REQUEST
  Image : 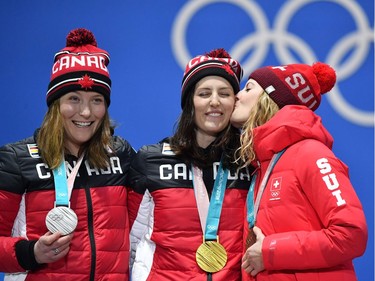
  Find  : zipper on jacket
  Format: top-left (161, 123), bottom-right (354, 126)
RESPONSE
top-left (85, 185), bottom-right (96, 281)
top-left (207, 273), bottom-right (212, 281)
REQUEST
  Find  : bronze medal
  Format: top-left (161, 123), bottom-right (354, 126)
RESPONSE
top-left (196, 240), bottom-right (227, 273)
top-left (246, 227), bottom-right (257, 249)
top-left (45, 206), bottom-right (78, 235)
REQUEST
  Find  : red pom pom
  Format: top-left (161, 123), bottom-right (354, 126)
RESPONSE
top-left (312, 62), bottom-right (336, 94)
top-left (205, 48), bottom-right (231, 59)
top-left (66, 28), bottom-right (97, 47)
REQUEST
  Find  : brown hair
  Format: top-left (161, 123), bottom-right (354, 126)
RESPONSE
top-left (170, 88), bottom-right (241, 171)
top-left (37, 100), bottom-right (114, 170)
top-left (236, 92), bottom-right (279, 167)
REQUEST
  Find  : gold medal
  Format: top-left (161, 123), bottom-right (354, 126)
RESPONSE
top-left (196, 240), bottom-right (227, 273)
top-left (246, 227), bottom-right (257, 249)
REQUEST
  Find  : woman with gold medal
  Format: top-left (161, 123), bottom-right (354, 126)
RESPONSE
top-left (127, 48), bottom-right (253, 280)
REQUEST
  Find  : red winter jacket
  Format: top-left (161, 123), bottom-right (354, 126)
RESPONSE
top-left (242, 105), bottom-right (368, 281)
top-left (127, 140), bottom-right (252, 281)
top-left (0, 132), bottom-right (135, 280)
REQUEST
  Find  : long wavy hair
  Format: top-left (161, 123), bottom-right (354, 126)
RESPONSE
top-left (236, 92), bottom-right (279, 167)
top-left (37, 100), bottom-right (114, 170)
top-left (169, 88), bottom-right (241, 171)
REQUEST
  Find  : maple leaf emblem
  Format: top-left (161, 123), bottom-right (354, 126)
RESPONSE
top-left (78, 74), bottom-right (94, 89)
top-left (223, 64), bottom-right (234, 76)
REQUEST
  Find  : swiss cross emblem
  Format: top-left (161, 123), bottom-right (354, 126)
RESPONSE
top-left (78, 74), bottom-right (95, 89)
top-left (270, 177), bottom-right (282, 199)
top-left (270, 177), bottom-right (282, 191)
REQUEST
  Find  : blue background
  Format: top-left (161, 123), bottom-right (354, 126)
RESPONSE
top-left (0, 1), bottom-right (373, 280)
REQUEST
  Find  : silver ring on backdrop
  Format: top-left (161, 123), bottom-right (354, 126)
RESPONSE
top-left (172, 0), bottom-right (374, 126)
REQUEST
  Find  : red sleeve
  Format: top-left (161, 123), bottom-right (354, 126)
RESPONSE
top-left (262, 143), bottom-right (367, 270)
top-left (0, 190), bottom-right (26, 272)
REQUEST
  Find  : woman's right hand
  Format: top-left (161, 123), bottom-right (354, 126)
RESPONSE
top-left (34, 231), bottom-right (74, 264)
top-left (242, 226), bottom-right (265, 276)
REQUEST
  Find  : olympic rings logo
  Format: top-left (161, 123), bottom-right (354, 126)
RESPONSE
top-left (171, 0), bottom-right (374, 126)
top-left (271, 191), bottom-right (280, 197)
top-left (48, 213), bottom-right (64, 222)
top-left (207, 225), bottom-right (218, 231)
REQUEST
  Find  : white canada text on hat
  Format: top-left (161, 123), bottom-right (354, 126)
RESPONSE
top-left (53, 54), bottom-right (109, 74)
top-left (187, 55), bottom-right (240, 74)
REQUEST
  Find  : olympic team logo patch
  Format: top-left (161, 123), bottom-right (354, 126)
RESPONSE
top-left (269, 177), bottom-right (282, 201)
top-left (27, 144), bottom-right (40, 158)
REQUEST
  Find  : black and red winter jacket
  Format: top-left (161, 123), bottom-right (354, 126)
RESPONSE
top-left (0, 132), bottom-right (135, 280)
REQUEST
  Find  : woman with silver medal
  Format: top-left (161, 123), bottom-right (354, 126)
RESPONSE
top-left (0, 28), bottom-right (135, 280)
top-left (127, 49), bottom-right (253, 280)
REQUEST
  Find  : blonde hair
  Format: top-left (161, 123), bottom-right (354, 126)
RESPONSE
top-left (37, 100), bottom-right (114, 170)
top-left (235, 92), bottom-right (279, 167)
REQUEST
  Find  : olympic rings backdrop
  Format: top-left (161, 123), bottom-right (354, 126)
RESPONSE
top-left (0, 1), bottom-right (373, 280)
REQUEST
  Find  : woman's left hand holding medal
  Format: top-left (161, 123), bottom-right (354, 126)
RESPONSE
top-left (34, 231), bottom-right (74, 264)
top-left (242, 226), bottom-right (265, 276)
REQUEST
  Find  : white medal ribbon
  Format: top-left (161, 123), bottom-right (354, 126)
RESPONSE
top-left (46, 153), bottom-right (85, 235)
top-left (192, 165), bottom-right (209, 234)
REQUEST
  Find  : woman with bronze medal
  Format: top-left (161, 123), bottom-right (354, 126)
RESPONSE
top-left (127, 49), bottom-right (253, 280)
top-left (230, 62), bottom-right (368, 280)
top-left (0, 28), bottom-right (135, 280)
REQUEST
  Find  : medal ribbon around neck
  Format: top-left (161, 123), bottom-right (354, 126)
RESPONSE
top-left (247, 149), bottom-right (286, 228)
top-left (246, 149), bottom-right (285, 248)
top-left (46, 153), bottom-right (84, 235)
top-left (192, 158), bottom-right (229, 273)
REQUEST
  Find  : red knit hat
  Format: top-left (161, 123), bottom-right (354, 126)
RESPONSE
top-left (181, 48), bottom-right (243, 109)
top-left (249, 62), bottom-right (336, 111)
top-left (46, 28), bottom-right (111, 106)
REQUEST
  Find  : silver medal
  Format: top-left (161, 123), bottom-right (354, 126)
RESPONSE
top-left (45, 206), bottom-right (78, 235)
